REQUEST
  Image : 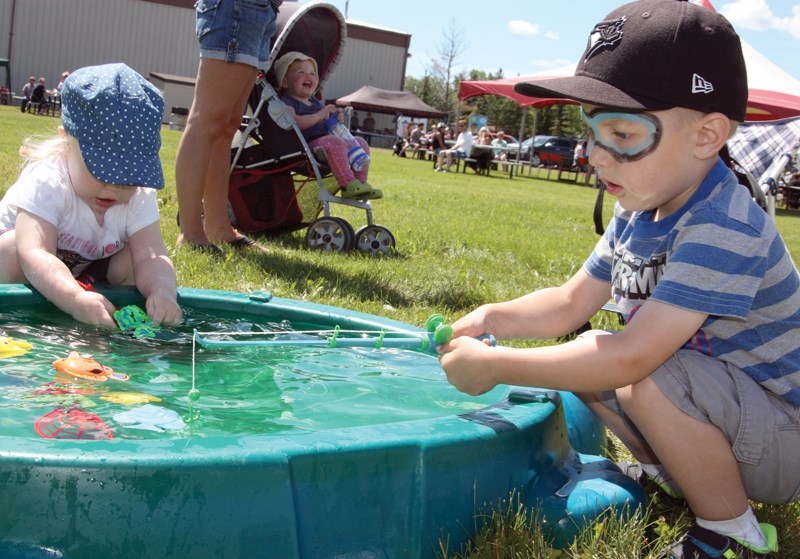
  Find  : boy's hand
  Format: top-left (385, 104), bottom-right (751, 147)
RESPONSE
top-left (449, 306), bottom-right (493, 341)
top-left (145, 288), bottom-right (182, 326)
top-left (70, 291), bottom-right (118, 329)
top-left (439, 335), bottom-right (497, 396)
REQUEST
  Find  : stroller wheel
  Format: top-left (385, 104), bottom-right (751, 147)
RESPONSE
top-left (354, 225), bottom-right (395, 256)
top-left (305, 217), bottom-right (354, 251)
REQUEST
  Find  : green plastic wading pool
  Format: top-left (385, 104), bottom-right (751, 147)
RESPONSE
top-left (0, 285), bottom-right (645, 558)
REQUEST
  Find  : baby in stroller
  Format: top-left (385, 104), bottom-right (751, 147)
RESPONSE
top-left (274, 51), bottom-right (382, 200)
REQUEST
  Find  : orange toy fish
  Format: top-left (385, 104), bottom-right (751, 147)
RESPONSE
top-left (53, 352), bottom-right (129, 382)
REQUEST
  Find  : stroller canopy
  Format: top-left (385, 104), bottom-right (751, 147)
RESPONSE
top-left (267, 2), bottom-right (346, 94)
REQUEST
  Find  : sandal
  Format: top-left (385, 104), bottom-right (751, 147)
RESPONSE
top-left (182, 241), bottom-right (224, 258)
top-left (341, 179), bottom-right (373, 198)
top-left (227, 235), bottom-right (267, 253)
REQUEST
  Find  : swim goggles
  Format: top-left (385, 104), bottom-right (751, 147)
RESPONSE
top-left (580, 108), bottom-right (663, 163)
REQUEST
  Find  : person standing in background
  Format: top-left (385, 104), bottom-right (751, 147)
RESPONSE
top-left (19, 76), bottom-right (35, 113)
top-left (175, 0), bottom-right (282, 255)
top-left (362, 111), bottom-right (375, 145)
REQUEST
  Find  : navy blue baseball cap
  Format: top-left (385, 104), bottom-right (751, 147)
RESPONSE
top-left (61, 63), bottom-right (165, 189)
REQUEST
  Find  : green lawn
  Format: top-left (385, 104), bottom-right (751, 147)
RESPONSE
top-left (2, 105), bottom-right (799, 557)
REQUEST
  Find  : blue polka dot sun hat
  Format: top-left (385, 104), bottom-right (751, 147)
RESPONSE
top-left (61, 63), bottom-right (165, 189)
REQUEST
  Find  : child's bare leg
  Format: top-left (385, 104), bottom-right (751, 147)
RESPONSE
top-left (0, 231), bottom-right (26, 283)
top-left (620, 377), bottom-right (749, 520)
top-left (578, 391), bottom-right (660, 464)
top-left (106, 245), bottom-right (135, 286)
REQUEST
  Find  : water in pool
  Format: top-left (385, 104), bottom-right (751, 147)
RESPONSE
top-left (0, 307), bottom-right (507, 440)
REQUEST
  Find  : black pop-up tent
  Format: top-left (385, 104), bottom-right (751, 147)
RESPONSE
top-left (336, 85), bottom-right (446, 119)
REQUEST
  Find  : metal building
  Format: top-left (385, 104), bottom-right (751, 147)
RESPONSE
top-left (0, 0), bottom-right (410, 130)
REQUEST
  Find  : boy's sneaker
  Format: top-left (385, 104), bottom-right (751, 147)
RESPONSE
top-left (616, 460), bottom-right (684, 499)
top-left (669, 523), bottom-right (778, 558)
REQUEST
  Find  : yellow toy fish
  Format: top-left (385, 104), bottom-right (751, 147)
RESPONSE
top-left (101, 392), bottom-right (161, 405)
top-left (0, 337), bottom-right (33, 358)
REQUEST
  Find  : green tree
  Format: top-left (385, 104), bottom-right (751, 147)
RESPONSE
top-left (405, 74), bottom-right (445, 114)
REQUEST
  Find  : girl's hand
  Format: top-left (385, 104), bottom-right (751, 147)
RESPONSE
top-left (70, 291), bottom-right (118, 328)
top-left (324, 104), bottom-right (337, 119)
top-left (145, 288), bottom-right (183, 326)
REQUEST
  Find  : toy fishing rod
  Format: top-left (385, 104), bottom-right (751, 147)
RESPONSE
top-left (193, 314), bottom-right (496, 355)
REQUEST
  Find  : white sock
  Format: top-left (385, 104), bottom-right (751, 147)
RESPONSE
top-left (639, 462), bottom-right (682, 495)
top-left (697, 507), bottom-right (767, 550)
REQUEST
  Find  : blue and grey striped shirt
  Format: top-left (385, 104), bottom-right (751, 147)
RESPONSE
top-left (585, 158), bottom-right (800, 405)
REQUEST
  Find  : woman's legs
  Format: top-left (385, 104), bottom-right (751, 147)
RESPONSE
top-left (175, 58), bottom-right (258, 247)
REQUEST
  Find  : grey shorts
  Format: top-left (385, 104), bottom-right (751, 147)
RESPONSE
top-left (196, 0), bottom-right (278, 68)
top-left (601, 349), bottom-right (800, 504)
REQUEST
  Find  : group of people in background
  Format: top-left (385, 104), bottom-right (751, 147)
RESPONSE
top-left (391, 120), bottom-right (511, 175)
top-left (18, 72), bottom-right (69, 114)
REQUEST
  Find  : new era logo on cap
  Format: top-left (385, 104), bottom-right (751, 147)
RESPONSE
top-left (692, 74), bottom-right (714, 95)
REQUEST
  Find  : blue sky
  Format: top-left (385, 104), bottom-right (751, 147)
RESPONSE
top-left (304, 0), bottom-right (800, 83)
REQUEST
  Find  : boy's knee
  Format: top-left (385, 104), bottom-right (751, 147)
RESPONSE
top-left (617, 377), bottom-right (662, 416)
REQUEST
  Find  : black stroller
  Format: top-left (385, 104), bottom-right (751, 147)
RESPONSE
top-left (228, 2), bottom-right (395, 254)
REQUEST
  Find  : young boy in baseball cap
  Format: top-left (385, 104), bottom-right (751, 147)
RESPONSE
top-left (0, 63), bottom-right (182, 328)
top-left (438, 1), bottom-right (798, 557)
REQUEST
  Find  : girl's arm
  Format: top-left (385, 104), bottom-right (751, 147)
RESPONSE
top-left (126, 221), bottom-right (182, 326)
top-left (14, 210), bottom-right (117, 327)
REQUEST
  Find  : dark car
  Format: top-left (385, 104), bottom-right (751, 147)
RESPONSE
top-left (529, 136), bottom-right (576, 166)
top-left (508, 135), bottom-right (576, 165)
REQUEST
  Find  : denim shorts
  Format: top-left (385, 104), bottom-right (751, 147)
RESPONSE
top-left (195, 0), bottom-right (278, 68)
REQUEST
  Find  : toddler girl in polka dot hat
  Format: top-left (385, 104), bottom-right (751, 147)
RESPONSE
top-left (0, 63), bottom-right (182, 329)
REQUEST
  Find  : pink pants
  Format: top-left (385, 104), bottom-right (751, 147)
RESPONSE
top-left (310, 135), bottom-right (370, 186)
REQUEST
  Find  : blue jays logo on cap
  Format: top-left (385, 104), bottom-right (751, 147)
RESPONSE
top-left (61, 63), bottom-right (165, 189)
top-left (584, 17), bottom-right (626, 62)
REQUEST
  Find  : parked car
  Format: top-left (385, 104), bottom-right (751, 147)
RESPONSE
top-left (485, 132), bottom-right (518, 147)
top-left (508, 135), bottom-right (577, 165)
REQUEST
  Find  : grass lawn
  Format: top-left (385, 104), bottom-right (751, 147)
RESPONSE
top-left (2, 105), bottom-right (799, 557)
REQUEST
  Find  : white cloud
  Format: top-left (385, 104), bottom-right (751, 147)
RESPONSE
top-left (507, 19), bottom-right (560, 41)
top-left (508, 20), bottom-right (541, 35)
top-left (531, 58), bottom-right (574, 69)
top-left (719, 0), bottom-right (800, 39)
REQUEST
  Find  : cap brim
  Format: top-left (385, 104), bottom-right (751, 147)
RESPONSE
top-left (81, 143), bottom-right (165, 189)
top-left (514, 75), bottom-right (672, 112)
